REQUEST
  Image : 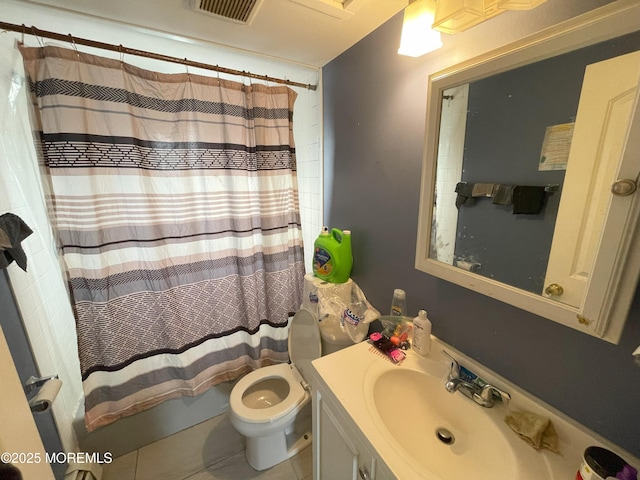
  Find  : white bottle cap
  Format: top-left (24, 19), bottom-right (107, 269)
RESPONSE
top-left (393, 289), bottom-right (406, 299)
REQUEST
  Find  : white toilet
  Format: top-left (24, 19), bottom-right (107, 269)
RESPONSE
top-left (318, 314), bottom-right (355, 354)
top-left (229, 308), bottom-right (322, 471)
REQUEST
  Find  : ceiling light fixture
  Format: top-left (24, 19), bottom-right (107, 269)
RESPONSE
top-left (398, 0), bottom-right (443, 57)
top-left (433, 0), bottom-right (492, 33)
top-left (432, 0), bottom-right (548, 33)
top-left (497, 0), bottom-right (548, 9)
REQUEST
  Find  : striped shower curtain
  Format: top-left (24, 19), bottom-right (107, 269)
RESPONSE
top-left (19, 45), bottom-right (305, 431)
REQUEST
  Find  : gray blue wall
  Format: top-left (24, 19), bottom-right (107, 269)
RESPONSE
top-left (323, 0), bottom-right (640, 458)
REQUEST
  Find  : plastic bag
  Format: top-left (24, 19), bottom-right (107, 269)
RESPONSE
top-left (317, 280), bottom-right (380, 343)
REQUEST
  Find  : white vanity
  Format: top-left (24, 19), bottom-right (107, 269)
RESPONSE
top-left (310, 338), bottom-right (639, 480)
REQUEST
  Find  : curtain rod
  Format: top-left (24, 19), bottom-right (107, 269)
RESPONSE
top-left (0, 21), bottom-right (318, 91)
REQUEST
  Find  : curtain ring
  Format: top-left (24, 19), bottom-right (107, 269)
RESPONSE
top-left (21, 24), bottom-right (26, 45)
top-left (118, 44), bottom-right (125, 65)
top-left (184, 58), bottom-right (190, 79)
top-left (242, 70), bottom-right (252, 89)
top-left (68, 33), bottom-right (79, 56)
top-left (31, 26), bottom-right (44, 47)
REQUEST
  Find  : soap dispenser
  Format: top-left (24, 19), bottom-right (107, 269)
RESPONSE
top-left (412, 310), bottom-right (431, 356)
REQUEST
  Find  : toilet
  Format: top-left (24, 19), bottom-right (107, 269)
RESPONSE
top-left (229, 308), bottom-right (322, 471)
top-left (318, 314), bottom-right (355, 354)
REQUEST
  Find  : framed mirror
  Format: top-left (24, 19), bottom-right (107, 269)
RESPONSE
top-left (415, 1), bottom-right (640, 343)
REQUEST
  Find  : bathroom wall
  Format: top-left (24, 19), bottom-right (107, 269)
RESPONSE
top-left (1, 0), bottom-right (322, 456)
top-left (323, 0), bottom-right (640, 458)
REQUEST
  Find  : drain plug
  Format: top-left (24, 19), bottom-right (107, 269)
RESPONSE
top-left (436, 427), bottom-right (455, 445)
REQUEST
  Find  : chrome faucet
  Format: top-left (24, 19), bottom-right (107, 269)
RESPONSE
top-left (473, 384), bottom-right (511, 408)
top-left (445, 377), bottom-right (478, 395)
top-left (443, 350), bottom-right (461, 379)
top-left (442, 350), bottom-right (510, 408)
top-left (443, 350), bottom-right (478, 397)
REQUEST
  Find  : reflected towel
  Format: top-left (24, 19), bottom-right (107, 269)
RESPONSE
top-left (455, 182), bottom-right (475, 208)
top-left (471, 183), bottom-right (497, 197)
top-left (492, 184), bottom-right (515, 205)
top-left (505, 411), bottom-right (559, 453)
top-left (512, 186), bottom-right (546, 214)
top-left (0, 213), bottom-right (33, 271)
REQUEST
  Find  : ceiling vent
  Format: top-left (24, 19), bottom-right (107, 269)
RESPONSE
top-left (190, 0), bottom-right (263, 25)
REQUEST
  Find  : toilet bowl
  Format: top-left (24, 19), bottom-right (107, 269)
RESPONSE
top-left (229, 308), bottom-right (322, 471)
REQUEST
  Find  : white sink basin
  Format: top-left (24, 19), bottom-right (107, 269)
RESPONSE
top-left (360, 349), bottom-right (559, 479)
top-left (371, 368), bottom-right (519, 479)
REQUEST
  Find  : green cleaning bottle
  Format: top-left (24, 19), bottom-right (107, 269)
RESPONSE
top-left (312, 227), bottom-right (353, 283)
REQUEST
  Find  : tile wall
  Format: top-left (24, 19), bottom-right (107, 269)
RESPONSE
top-left (433, 84), bottom-right (468, 265)
top-left (294, 73), bottom-right (324, 272)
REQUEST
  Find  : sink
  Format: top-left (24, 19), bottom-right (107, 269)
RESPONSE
top-left (361, 352), bottom-right (560, 480)
top-left (370, 368), bottom-right (519, 478)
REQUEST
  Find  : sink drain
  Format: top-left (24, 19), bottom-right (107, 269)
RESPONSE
top-left (436, 427), bottom-right (455, 445)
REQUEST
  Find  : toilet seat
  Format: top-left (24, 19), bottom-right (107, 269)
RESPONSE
top-left (230, 308), bottom-right (322, 424)
top-left (230, 363), bottom-right (306, 423)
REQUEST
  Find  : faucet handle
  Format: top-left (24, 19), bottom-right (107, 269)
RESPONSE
top-left (441, 350), bottom-right (460, 380)
top-left (475, 384), bottom-right (511, 408)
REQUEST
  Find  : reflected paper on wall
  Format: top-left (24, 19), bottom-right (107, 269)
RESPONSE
top-left (538, 122), bottom-right (575, 171)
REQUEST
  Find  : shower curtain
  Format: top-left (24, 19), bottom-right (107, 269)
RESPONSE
top-left (19, 45), bottom-right (305, 431)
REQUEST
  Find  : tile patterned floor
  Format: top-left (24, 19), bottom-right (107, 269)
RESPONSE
top-left (101, 413), bottom-right (312, 480)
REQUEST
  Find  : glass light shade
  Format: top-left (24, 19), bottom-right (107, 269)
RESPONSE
top-left (433, 0), bottom-right (486, 34)
top-left (483, 0), bottom-right (506, 16)
top-left (497, 0), bottom-right (548, 10)
top-left (398, 0), bottom-right (443, 57)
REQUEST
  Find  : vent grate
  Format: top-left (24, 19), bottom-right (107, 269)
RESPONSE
top-left (192, 0), bottom-right (260, 23)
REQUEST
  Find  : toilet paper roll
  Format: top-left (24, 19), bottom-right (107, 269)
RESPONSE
top-left (301, 273), bottom-right (353, 316)
top-left (28, 378), bottom-right (62, 413)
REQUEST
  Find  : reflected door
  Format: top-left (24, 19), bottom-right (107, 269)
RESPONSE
top-left (544, 50), bottom-right (640, 309)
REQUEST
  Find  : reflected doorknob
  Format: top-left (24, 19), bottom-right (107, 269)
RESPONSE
top-left (358, 466), bottom-right (370, 479)
top-left (545, 283), bottom-right (564, 297)
top-left (611, 179), bottom-right (637, 196)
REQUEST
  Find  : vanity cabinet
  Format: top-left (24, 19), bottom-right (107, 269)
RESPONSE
top-left (312, 380), bottom-right (395, 480)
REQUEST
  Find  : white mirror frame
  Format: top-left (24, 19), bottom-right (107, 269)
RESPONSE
top-left (415, 0), bottom-right (640, 344)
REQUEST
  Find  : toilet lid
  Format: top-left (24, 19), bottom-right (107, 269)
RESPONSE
top-left (288, 308), bottom-right (322, 381)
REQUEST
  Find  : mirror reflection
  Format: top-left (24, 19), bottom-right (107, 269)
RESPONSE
top-left (429, 30), bottom-right (640, 300)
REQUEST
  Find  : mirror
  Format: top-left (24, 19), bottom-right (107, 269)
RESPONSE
top-left (416, 2), bottom-right (640, 343)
